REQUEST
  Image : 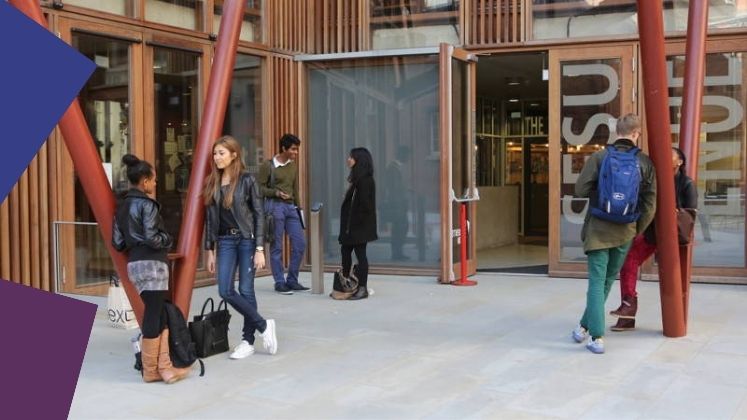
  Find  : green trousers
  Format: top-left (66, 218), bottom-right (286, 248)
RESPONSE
top-left (580, 241), bottom-right (632, 338)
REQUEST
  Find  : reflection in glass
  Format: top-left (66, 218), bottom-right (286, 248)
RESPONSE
top-left (558, 58), bottom-right (622, 262)
top-left (146, 0), bottom-right (205, 31)
top-left (214, 0), bottom-right (263, 43)
top-left (222, 54), bottom-right (263, 175)
top-left (72, 32), bottom-right (131, 285)
top-left (532, 1), bottom-right (747, 41)
top-left (370, 0), bottom-right (459, 49)
top-left (308, 56), bottom-right (441, 268)
top-left (668, 52), bottom-right (746, 268)
top-left (153, 47), bottom-right (200, 249)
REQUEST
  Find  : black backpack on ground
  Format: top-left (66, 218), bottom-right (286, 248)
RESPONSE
top-left (164, 301), bottom-right (205, 375)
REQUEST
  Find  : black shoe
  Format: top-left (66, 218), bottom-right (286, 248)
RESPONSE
top-left (288, 282), bottom-right (310, 291)
top-left (274, 283), bottom-right (294, 295)
top-left (348, 286), bottom-right (369, 300)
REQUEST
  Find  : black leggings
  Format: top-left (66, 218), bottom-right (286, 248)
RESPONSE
top-left (140, 290), bottom-right (168, 339)
top-left (341, 243), bottom-right (368, 287)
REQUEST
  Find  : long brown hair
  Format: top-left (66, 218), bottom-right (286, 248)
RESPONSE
top-left (203, 136), bottom-right (246, 208)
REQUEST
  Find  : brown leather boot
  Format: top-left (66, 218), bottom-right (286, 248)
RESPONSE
top-left (157, 328), bottom-right (191, 384)
top-left (140, 337), bottom-right (162, 383)
top-left (611, 317), bottom-right (636, 331)
top-left (609, 296), bottom-right (637, 319)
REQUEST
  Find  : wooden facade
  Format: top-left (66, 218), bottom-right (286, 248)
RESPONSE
top-left (2, 0), bottom-right (747, 292)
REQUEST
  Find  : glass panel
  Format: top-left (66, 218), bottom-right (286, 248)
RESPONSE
top-left (451, 58), bottom-right (472, 263)
top-left (308, 56), bottom-right (440, 267)
top-left (153, 47), bottom-right (200, 248)
top-left (72, 32), bottom-right (131, 222)
top-left (532, 1), bottom-right (747, 41)
top-left (145, 0), bottom-right (205, 31)
top-left (558, 58), bottom-right (622, 262)
top-left (63, 0), bottom-right (132, 17)
top-left (222, 54), bottom-right (263, 175)
top-left (214, 0), bottom-right (263, 43)
top-left (668, 52), bottom-right (746, 268)
top-left (54, 223), bottom-right (114, 295)
top-left (370, 0), bottom-right (460, 49)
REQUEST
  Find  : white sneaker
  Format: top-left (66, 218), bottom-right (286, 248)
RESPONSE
top-left (261, 319), bottom-right (278, 355)
top-left (572, 325), bottom-right (588, 343)
top-left (229, 340), bottom-right (255, 359)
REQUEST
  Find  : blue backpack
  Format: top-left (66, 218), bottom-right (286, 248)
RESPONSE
top-left (590, 145), bottom-right (642, 224)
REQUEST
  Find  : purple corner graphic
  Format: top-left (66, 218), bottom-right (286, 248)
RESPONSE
top-left (0, 2), bottom-right (97, 419)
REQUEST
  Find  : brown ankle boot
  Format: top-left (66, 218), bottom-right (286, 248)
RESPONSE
top-left (140, 337), bottom-right (162, 383)
top-left (611, 317), bottom-right (636, 331)
top-left (157, 328), bottom-right (191, 384)
top-left (609, 296), bottom-right (637, 319)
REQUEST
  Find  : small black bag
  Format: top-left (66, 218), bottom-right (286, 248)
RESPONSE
top-left (189, 297), bottom-right (231, 358)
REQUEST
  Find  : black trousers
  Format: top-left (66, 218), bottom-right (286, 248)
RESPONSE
top-left (341, 243), bottom-right (368, 287)
top-left (140, 290), bottom-right (168, 339)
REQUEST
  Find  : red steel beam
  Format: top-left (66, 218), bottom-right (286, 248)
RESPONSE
top-left (9, 0), bottom-right (144, 323)
top-left (171, 0), bottom-right (246, 317)
top-left (636, 0), bottom-right (686, 337)
top-left (678, 1), bottom-right (708, 324)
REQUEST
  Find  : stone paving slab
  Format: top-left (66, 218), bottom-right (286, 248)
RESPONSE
top-left (68, 273), bottom-right (747, 419)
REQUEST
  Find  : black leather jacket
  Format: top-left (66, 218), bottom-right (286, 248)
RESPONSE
top-left (204, 171), bottom-right (265, 250)
top-left (112, 189), bottom-right (173, 263)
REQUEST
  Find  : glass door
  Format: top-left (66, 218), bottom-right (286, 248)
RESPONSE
top-left (548, 45), bottom-right (636, 277)
top-left (57, 18), bottom-right (143, 295)
top-left (439, 44), bottom-right (477, 283)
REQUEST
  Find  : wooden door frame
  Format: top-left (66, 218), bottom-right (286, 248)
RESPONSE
top-left (548, 44), bottom-right (636, 278)
top-left (639, 38), bottom-right (747, 282)
top-left (56, 17), bottom-right (145, 295)
top-left (439, 43), bottom-right (479, 283)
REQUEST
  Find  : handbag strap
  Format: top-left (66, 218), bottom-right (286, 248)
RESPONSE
top-left (217, 299), bottom-right (229, 312)
top-left (200, 297), bottom-right (215, 317)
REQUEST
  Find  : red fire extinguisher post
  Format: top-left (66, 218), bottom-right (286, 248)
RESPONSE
top-left (452, 197), bottom-right (479, 286)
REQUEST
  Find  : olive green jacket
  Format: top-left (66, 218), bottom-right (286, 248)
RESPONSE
top-left (575, 139), bottom-right (657, 253)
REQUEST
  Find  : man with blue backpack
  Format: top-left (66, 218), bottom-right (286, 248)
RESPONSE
top-left (571, 113), bottom-right (657, 354)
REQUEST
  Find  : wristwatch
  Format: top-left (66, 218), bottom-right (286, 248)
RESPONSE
top-left (256, 246), bottom-right (265, 252)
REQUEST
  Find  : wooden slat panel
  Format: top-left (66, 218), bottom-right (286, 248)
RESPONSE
top-left (39, 144), bottom-right (51, 292)
top-left (30, 157), bottom-right (40, 290)
top-left (19, 170), bottom-right (30, 286)
top-left (9, 185), bottom-right (20, 283)
top-left (0, 197), bottom-right (9, 279)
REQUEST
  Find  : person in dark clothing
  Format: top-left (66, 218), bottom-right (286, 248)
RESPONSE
top-left (203, 136), bottom-right (277, 359)
top-left (112, 154), bottom-right (190, 384)
top-left (383, 145), bottom-right (411, 260)
top-left (339, 147), bottom-right (378, 300)
top-left (610, 146), bottom-right (698, 331)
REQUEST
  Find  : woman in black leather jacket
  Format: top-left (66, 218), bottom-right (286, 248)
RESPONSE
top-left (338, 147), bottom-right (378, 300)
top-left (203, 136), bottom-right (277, 359)
top-left (112, 154), bottom-right (189, 384)
top-left (611, 147), bottom-right (698, 330)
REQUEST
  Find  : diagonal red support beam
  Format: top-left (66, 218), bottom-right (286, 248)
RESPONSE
top-left (9, 0), bottom-right (144, 323)
top-left (678, 1), bottom-right (708, 325)
top-left (171, 0), bottom-right (247, 317)
top-left (636, 0), bottom-right (686, 337)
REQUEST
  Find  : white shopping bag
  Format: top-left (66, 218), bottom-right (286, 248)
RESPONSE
top-left (107, 276), bottom-right (138, 329)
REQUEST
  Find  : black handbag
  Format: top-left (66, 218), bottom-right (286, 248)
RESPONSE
top-left (189, 297), bottom-right (231, 358)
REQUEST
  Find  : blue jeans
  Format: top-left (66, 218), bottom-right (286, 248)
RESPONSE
top-left (266, 200), bottom-right (306, 286)
top-left (216, 235), bottom-right (266, 344)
